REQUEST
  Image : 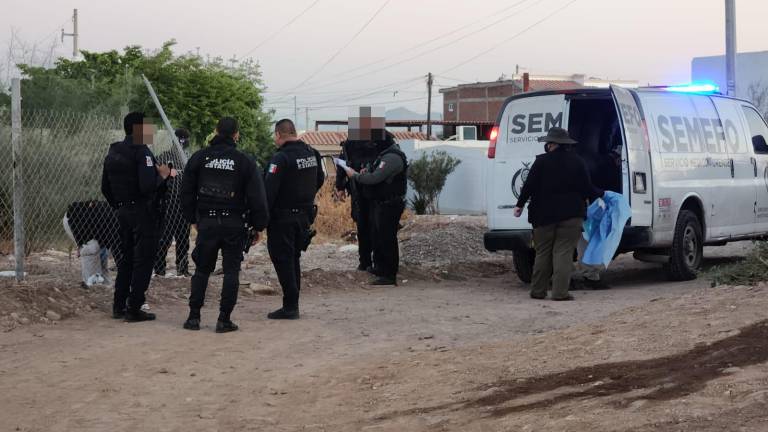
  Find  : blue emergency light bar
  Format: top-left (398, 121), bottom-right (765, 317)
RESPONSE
top-left (661, 82), bottom-right (720, 94)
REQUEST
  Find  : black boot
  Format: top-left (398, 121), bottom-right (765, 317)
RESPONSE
top-left (366, 266), bottom-right (381, 276)
top-left (370, 276), bottom-right (396, 286)
top-left (183, 308), bottom-right (201, 330)
top-left (215, 320), bottom-right (239, 333)
top-left (124, 309), bottom-right (156, 322)
top-left (112, 308), bottom-right (126, 319)
top-left (267, 308), bottom-right (300, 320)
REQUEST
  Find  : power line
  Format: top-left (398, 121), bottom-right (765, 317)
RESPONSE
top-left (267, 74), bottom-right (423, 106)
top-left (441, 0), bottom-right (581, 74)
top-left (277, 0), bottom-right (548, 94)
top-left (279, 0), bottom-right (533, 94)
top-left (282, 0), bottom-right (392, 93)
top-left (309, 95), bottom-right (429, 110)
top-left (302, 75), bottom-right (426, 107)
top-left (240, 0), bottom-right (322, 58)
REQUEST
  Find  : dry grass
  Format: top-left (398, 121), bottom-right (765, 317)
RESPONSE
top-left (314, 179), bottom-right (355, 241)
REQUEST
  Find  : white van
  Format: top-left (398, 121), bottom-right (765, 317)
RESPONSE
top-left (484, 85), bottom-right (768, 282)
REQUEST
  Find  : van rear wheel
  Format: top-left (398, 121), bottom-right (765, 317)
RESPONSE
top-left (513, 248), bottom-right (535, 284)
top-left (666, 210), bottom-right (703, 281)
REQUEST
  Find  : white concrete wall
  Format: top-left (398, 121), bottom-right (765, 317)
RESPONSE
top-left (399, 140), bottom-right (490, 215)
top-left (692, 51), bottom-right (768, 101)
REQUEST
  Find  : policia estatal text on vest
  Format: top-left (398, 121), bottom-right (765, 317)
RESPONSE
top-left (264, 119), bottom-right (325, 320)
top-left (180, 117), bottom-right (270, 333)
top-left (101, 112), bottom-right (174, 322)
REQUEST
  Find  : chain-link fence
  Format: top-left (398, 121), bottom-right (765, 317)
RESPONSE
top-left (1, 80), bottom-right (191, 281)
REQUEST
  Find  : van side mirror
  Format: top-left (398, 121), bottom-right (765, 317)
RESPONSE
top-left (752, 135), bottom-right (768, 154)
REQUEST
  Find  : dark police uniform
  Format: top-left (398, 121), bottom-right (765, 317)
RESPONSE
top-left (352, 142), bottom-right (407, 283)
top-left (154, 148), bottom-right (190, 276)
top-left (265, 140), bottom-right (325, 316)
top-left (101, 136), bottom-right (168, 318)
top-left (335, 139), bottom-right (379, 270)
top-left (181, 135), bottom-right (269, 326)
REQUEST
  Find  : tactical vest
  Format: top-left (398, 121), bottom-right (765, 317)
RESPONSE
top-left (370, 146), bottom-right (408, 200)
top-left (271, 141), bottom-right (320, 209)
top-left (104, 141), bottom-right (142, 203)
top-left (342, 140), bottom-right (378, 171)
top-left (196, 145), bottom-right (245, 213)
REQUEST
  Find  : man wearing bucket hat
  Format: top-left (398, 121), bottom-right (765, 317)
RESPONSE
top-left (513, 127), bottom-right (604, 301)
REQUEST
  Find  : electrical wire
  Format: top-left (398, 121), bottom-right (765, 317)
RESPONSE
top-left (277, 0), bottom-right (548, 94)
top-left (267, 74), bottom-right (423, 106)
top-left (285, 0), bottom-right (392, 93)
top-left (240, 0), bottom-right (322, 58)
top-left (279, 0), bottom-right (534, 94)
top-left (441, 0), bottom-right (581, 74)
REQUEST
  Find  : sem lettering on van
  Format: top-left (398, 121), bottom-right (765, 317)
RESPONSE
top-left (618, 102), bottom-right (642, 127)
top-left (510, 112), bottom-right (563, 134)
top-left (656, 115), bottom-right (741, 154)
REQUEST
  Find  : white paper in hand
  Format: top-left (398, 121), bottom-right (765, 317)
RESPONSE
top-left (333, 158), bottom-right (348, 169)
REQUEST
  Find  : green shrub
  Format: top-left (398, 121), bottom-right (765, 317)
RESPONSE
top-left (407, 150), bottom-right (461, 215)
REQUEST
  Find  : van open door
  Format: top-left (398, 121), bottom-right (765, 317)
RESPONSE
top-left (610, 85), bottom-right (653, 226)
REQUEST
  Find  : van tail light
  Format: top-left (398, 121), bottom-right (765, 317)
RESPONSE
top-left (488, 126), bottom-right (499, 159)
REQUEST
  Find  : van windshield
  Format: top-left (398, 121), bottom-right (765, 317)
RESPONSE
top-left (567, 96), bottom-right (624, 193)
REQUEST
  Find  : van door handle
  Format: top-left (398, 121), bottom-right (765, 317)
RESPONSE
top-left (752, 157), bottom-right (758, 177)
top-left (730, 158), bottom-right (735, 178)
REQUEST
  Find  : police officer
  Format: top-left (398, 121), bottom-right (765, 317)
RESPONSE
top-left (343, 132), bottom-right (407, 285)
top-left (154, 128), bottom-right (192, 277)
top-left (265, 119), bottom-right (324, 320)
top-left (334, 138), bottom-right (379, 271)
top-left (101, 112), bottom-right (172, 321)
top-left (180, 117), bottom-right (269, 333)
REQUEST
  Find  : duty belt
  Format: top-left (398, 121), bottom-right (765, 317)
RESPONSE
top-left (272, 207), bottom-right (312, 218)
top-left (200, 209), bottom-right (243, 218)
top-left (116, 200), bottom-right (145, 208)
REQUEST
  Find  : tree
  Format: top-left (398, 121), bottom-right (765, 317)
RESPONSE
top-left (15, 41), bottom-right (275, 164)
top-left (407, 150), bottom-right (461, 215)
top-left (748, 81), bottom-right (768, 120)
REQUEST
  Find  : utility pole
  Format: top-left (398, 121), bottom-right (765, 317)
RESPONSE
top-left (305, 107), bottom-right (310, 131)
top-left (725, 0), bottom-right (737, 96)
top-left (11, 78), bottom-right (24, 282)
top-left (61, 8), bottom-right (79, 59)
top-left (426, 72), bottom-right (433, 138)
top-left (294, 96), bottom-right (298, 125)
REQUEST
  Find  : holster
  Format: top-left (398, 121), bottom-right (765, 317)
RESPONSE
top-left (243, 228), bottom-right (257, 253)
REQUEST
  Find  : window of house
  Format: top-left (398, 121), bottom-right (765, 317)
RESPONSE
top-left (742, 106), bottom-right (768, 154)
top-left (448, 103), bottom-right (454, 112)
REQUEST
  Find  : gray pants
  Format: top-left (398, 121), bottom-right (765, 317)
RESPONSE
top-left (573, 237), bottom-right (604, 281)
top-left (531, 218), bottom-right (582, 299)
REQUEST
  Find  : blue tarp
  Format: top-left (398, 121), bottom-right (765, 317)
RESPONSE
top-left (582, 191), bottom-right (631, 268)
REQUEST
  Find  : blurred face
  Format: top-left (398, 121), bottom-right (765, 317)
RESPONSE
top-left (132, 123), bottom-right (156, 145)
top-left (349, 106), bottom-right (386, 141)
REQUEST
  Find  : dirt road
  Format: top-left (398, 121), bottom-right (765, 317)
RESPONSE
top-left (2, 241), bottom-right (766, 431)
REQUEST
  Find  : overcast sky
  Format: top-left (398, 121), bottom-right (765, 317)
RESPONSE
top-left (3, 0), bottom-right (768, 123)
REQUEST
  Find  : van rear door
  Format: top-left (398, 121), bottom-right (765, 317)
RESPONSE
top-left (488, 94), bottom-right (566, 230)
top-left (610, 85), bottom-right (652, 226)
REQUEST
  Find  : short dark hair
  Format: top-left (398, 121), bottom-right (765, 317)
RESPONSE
top-left (216, 117), bottom-right (239, 138)
top-left (175, 128), bottom-right (190, 139)
top-left (275, 118), bottom-right (296, 136)
top-left (123, 112), bottom-right (145, 135)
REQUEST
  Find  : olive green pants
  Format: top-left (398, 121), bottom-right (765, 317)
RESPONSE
top-left (531, 218), bottom-right (583, 299)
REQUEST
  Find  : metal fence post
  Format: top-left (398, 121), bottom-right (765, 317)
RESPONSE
top-left (141, 74), bottom-right (187, 165)
top-left (11, 78), bottom-right (25, 282)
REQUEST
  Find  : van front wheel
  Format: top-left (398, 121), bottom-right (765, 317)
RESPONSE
top-left (513, 248), bottom-right (535, 284)
top-left (666, 210), bottom-right (703, 281)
